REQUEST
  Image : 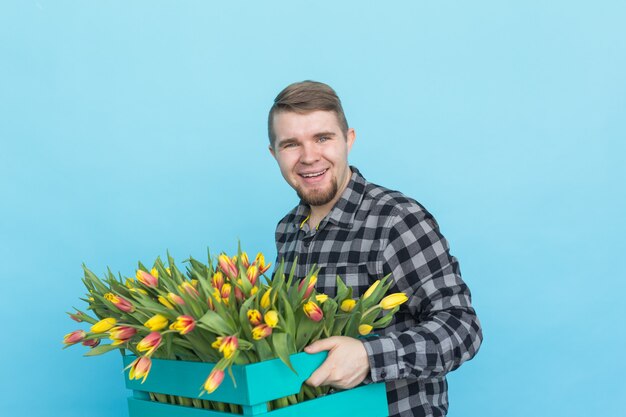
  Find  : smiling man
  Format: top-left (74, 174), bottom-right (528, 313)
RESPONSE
top-left (268, 81), bottom-right (482, 417)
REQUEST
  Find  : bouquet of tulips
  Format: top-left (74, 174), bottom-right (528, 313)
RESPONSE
top-left (63, 246), bottom-right (407, 412)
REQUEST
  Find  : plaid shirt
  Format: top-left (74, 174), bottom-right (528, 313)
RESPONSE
top-left (274, 167), bottom-right (482, 417)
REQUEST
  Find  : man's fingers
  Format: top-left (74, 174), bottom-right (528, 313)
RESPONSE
top-left (304, 337), bottom-right (338, 354)
top-left (306, 361), bottom-right (332, 387)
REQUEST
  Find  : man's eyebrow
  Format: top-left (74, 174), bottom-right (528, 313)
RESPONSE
top-left (276, 137), bottom-right (297, 147)
top-left (313, 131), bottom-right (337, 138)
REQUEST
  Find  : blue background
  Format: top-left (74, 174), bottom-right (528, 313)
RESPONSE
top-left (1, 1), bottom-right (624, 416)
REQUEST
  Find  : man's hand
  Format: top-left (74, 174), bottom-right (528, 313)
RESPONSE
top-left (304, 336), bottom-right (370, 389)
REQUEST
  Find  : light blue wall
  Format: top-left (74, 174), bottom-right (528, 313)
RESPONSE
top-left (1, 2), bottom-right (624, 416)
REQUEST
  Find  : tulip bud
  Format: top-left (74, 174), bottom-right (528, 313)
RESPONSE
top-left (298, 275), bottom-right (317, 299)
top-left (315, 294), bottom-right (329, 304)
top-left (379, 293), bottom-right (408, 310)
top-left (303, 301), bottom-right (324, 322)
top-left (254, 253), bottom-right (272, 274)
top-left (358, 324), bottom-right (373, 335)
top-left (212, 271), bottom-right (225, 290)
top-left (167, 292), bottom-right (186, 306)
top-left (68, 312), bottom-right (84, 322)
top-left (104, 293), bottom-right (135, 313)
top-left (203, 368), bottom-right (225, 394)
top-left (264, 310), bottom-right (279, 328)
top-left (340, 299), bottom-right (356, 312)
top-left (261, 288), bottom-right (271, 309)
top-left (246, 264), bottom-right (259, 286)
top-left (170, 315), bottom-right (196, 335)
top-left (82, 338), bottom-right (100, 348)
top-left (212, 335), bottom-right (238, 359)
top-left (136, 269), bottom-right (158, 288)
top-left (179, 281), bottom-right (200, 298)
top-left (128, 356), bottom-right (152, 384)
top-left (150, 267), bottom-right (159, 278)
top-left (234, 283), bottom-right (245, 301)
top-left (144, 314), bottom-right (169, 331)
top-left (158, 295), bottom-right (175, 310)
top-left (220, 283), bottom-right (232, 305)
top-left (90, 318), bottom-right (117, 333)
top-left (109, 326), bottom-right (137, 345)
top-left (247, 309), bottom-right (262, 326)
top-left (63, 330), bottom-right (86, 345)
top-left (250, 286), bottom-right (259, 296)
top-left (218, 254), bottom-right (238, 279)
top-left (240, 252), bottom-right (250, 268)
top-left (363, 280), bottom-right (380, 299)
top-left (137, 332), bottom-right (162, 357)
top-left (252, 324), bottom-right (273, 340)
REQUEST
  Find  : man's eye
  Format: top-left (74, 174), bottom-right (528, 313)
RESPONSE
top-left (283, 143), bottom-right (297, 149)
top-left (318, 136), bottom-right (330, 143)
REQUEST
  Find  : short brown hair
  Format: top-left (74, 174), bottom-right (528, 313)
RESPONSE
top-left (268, 80), bottom-right (349, 146)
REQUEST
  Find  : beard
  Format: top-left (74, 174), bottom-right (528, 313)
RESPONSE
top-left (296, 177), bottom-right (339, 207)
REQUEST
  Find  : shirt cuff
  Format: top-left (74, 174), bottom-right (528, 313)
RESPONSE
top-left (361, 335), bottom-right (400, 382)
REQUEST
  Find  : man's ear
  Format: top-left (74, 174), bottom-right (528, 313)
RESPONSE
top-left (346, 128), bottom-right (356, 152)
top-left (268, 144), bottom-right (276, 159)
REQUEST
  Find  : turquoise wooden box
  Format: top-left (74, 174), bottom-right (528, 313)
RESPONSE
top-left (122, 352), bottom-right (388, 417)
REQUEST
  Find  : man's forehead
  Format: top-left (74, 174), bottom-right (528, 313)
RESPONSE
top-left (273, 110), bottom-right (342, 139)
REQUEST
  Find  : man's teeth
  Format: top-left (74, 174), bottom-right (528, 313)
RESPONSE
top-left (302, 170), bottom-right (326, 178)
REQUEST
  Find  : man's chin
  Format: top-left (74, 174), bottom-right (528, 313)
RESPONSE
top-left (296, 187), bottom-right (337, 207)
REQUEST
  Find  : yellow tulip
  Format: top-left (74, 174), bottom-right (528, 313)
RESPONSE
top-left (358, 324), bottom-right (373, 335)
top-left (264, 310), bottom-right (279, 328)
top-left (261, 289), bottom-right (272, 309)
top-left (157, 295), bottom-right (175, 310)
top-left (363, 280), bottom-right (380, 299)
top-left (340, 299), bottom-right (356, 312)
top-left (379, 293), bottom-right (408, 310)
top-left (144, 314), bottom-right (168, 331)
top-left (315, 294), bottom-right (329, 304)
top-left (90, 318), bottom-right (117, 333)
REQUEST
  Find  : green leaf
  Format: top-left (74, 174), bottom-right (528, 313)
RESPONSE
top-left (83, 344), bottom-right (120, 357)
top-left (198, 309), bottom-right (235, 335)
top-left (335, 275), bottom-right (352, 302)
top-left (272, 332), bottom-right (297, 374)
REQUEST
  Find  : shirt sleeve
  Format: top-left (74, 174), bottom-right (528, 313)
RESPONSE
top-left (361, 208), bottom-right (483, 382)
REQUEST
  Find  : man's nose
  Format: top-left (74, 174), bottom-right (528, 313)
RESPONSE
top-left (299, 143), bottom-right (320, 164)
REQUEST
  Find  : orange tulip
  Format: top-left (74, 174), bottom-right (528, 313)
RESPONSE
top-left (128, 356), bottom-right (152, 384)
top-left (252, 324), bottom-right (273, 340)
top-left (170, 315), bottom-right (196, 335)
top-left (104, 293), bottom-right (135, 312)
top-left (136, 269), bottom-right (158, 288)
top-left (303, 301), bottom-right (323, 322)
top-left (137, 332), bottom-right (162, 357)
top-left (218, 254), bottom-right (238, 279)
top-left (63, 330), bottom-right (86, 345)
top-left (203, 368), bottom-right (224, 394)
top-left (109, 326), bottom-right (137, 345)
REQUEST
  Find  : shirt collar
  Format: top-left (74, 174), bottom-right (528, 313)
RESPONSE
top-left (294, 166), bottom-right (366, 230)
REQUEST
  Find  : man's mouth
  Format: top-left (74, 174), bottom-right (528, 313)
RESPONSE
top-left (300, 169), bottom-right (328, 178)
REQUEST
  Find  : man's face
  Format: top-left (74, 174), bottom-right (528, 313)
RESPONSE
top-left (269, 110), bottom-right (355, 208)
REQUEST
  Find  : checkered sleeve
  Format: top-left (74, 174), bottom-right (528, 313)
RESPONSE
top-left (361, 209), bottom-right (482, 382)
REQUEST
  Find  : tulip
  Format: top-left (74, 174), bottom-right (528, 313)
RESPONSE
top-left (170, 315), bottom-right (195, 335)
top-left (158, 295), bottom-right (175, 310)
top-left (137, 331), bottom-right (162, 357)
top-left (63, 330), bottom-right (86, 345)
top-left (363, 280), bottom-right (380, 299)
top-left (264, 310), bottom-right (279, 328)
top-left (136, 269), bottom-right (158, 288)
top-left (128, 356), bottom-right (152, 384)
top-left (298, 275), bottom-right (317, 299)
top-left (151, 267), bottom-right (159, 278)
top-left (167, 292), bottom-right (186, 306)
top-left (358, 324), bottom-right (373, 335)
top-left (104, 293), bottom-right (135, 313)
top-left (254, 253), bottom-right (272, 274)
top-left (250, 286), bottom-right (258, 296)
top-left (212, 336), bottom-right (238, 359)
top-left (203, 368), bottom-right (225, 394)
top-left (340, 299), bottom-right (356, 312)
top-left (68, 312), bottom-right (84, 322)
top-left (247, 309), bottom-right (262, 326)
top-left (179, 281), bottom-right (200, 298)
top-left (82, 338), bottom-right (100, 348)
top-left (234, 282), bottom-right (245, 301)
top-left (220, 283), bottom-right (232, 305)
top-left (379, 293), bottom-right (408, 310)
top-left (240, 252), bottom-right (250, 268)
top-left (144, 314), bottom-right (168, 331)
top-left (90, 318), bottom-right (117, 333)
top-left (218, 254), bottom-right (238, 279)
top-left (315, 294), bottom-right (329, 304)
top-left (109, 326), bottom-right (137, 345)
top-left (212, 271), bottom-right (224, 290)
top-left (261, 288), bottom-right (272, 309)
top-left (245, 265), bottom-right (259, 286)
top-left (252, 324), bottom-right (273, 340)
top-left (303, 301), bottom-right (324, 322)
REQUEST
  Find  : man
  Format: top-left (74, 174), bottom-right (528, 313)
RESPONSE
top-left (268, 80), bottom-right (482, 417)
